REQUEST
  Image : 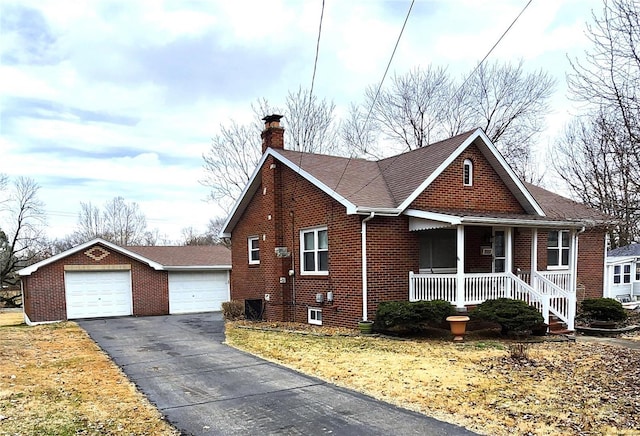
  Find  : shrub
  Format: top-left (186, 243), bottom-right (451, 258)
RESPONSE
top-left (221, 300), bottom-right (244, 321)
top-left (470, 298), bottom-right (544, 336)
top-left (580, 298), bottom-right (627, 322)
top-left (374, 300), bottom-right (456, 333)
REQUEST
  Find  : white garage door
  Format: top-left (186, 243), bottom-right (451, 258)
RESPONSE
top-left (65, 270), bottom-right (132, 319)
top-left (169, 271), bottom-right (229, 314)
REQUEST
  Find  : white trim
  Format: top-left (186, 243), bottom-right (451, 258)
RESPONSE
top-left (547, 230), bottom-right (570, 269)
top-left (361, 212), bottom-right (375, 321)
top-left (397, 129), bottom-right (546, 216)
top-left (248, 236), bottom-right (260, 265)
top-left (403, 209), bottom-right (584, 229)
top-left (18, 238), bottom-right (164, 276)
top-left (455, 225), bottom-right (465, 308)
top-left (308, 307), bottom-right (322, 325)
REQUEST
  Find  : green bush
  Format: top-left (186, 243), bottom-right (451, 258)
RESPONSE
top-left (470, 298), bottom-right (544, 336)
top-left (221, 300), bottom-right (244, 321)
top-left (374, 299), bottom-right (456, 333)
top-left (580, 298), bottom-right (627, 322)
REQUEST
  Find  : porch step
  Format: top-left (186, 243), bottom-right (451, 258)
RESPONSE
top-left (548, 315), bottom-right (574, 335)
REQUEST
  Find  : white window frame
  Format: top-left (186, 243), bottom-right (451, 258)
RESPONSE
top-left (547, 230), bottom-right (570, 270)
top-left (636, 262), bottom-right (640, 282)
top-left (300, 227), bottom-right (328, 275)
top-left (463, 159), bottom-right (473, 186)
top-left (614, 263), bottom-right (632, 284)
top-left (308, 307), bottom-right (322, 325)
top-left (248, 236), bottom-right (260, 265)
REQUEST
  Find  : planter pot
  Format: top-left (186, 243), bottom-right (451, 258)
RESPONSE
top-left (358, 320), bottom-right (374, 335)
top-left (446, 316), bottom-right (470, 342)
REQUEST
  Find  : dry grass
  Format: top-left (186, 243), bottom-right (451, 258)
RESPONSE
top-left (0, 313), bottom-right (177, 435)
top-left (226, 322), bottom-right (640, 436)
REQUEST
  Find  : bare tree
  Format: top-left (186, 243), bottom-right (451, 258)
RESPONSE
top-left (103, 197), bottom-right (148, 246)
top-left (554, 0), bottom-right (640, 246)
top-left (202, 88), bottom-right (339, 212)
top-left (462, 60), bottom-right (555, 179)
top-left (0, 177), bottom-right (47, 306)
top-left (343, 61), bottom-right (555, 179)
top-left (181, 217), bottom-right (230, 247)
top-left (75, 201), bottom-right (108, 242)
top-left (552, 113), bottom-right (639, 247)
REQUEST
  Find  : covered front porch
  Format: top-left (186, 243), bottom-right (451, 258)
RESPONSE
top-left (406, 217), bottom-right (580, 330)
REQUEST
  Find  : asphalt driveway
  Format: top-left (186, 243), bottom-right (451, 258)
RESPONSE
top-left (78, 314), bottom-right (477, 436)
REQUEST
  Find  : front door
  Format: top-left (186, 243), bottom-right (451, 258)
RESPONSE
top-left (493, 229), bottom-right (505, 273)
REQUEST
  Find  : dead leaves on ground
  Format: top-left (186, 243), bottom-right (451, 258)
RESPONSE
top-left (226, 322), bottom-right (640, 436)
top-left (0, 315), bottom-right (177, 435)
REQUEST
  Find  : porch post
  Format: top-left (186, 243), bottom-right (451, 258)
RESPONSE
top-left (456, 225), bottom-right (465, 309)
top-left (505, 227), bottom-right (513, 298)
top-left (531, 228), bottom-right (538, 291)
top-left (570, 229), bottom-right (578, 293)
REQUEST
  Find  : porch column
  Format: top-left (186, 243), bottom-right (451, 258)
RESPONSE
top-left (505, 227), bottom-right (513, 297)
top-left (456, 225), bottom-right (465, 309)
top-left (570, 229), bottom-right (579, 293)
top-left (531, 228), bottom-right (538, 291)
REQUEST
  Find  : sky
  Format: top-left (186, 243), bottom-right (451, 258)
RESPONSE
top-left (0, 0), bottom-right (603, 243)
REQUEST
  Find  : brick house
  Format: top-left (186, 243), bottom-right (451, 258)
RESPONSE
top-left (18, 238), bottom-right (231, 325)
top-left (221, 115), bottom-right (610, 329)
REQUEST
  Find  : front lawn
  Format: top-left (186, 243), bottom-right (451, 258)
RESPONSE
top-left (0, 312), bottom-right (177, 435)
top-left (226, 322), bottom-right (640, 436)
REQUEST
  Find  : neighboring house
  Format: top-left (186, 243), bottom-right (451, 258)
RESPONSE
top-left (604, 244), bottom-right (640, 302)
top-left (18, 238), bottom-right (231, 325)
top-left (221, 115), bottom-right (610, 330)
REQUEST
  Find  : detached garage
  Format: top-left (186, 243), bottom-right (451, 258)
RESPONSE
top-left (18, 238), bottom-right (231, 325)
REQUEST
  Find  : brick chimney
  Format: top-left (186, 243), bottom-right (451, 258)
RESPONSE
top-left (261, 114), bottom-right (284, 153)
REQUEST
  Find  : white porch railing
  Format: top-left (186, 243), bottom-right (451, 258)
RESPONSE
top-left (518, 270), bottom-right (571, 292)
top-left (409, 271), bottom-right (575, 329)
top-left (532, 271), bottom-right (575, 330)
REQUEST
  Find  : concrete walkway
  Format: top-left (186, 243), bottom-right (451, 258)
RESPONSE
top-left (576, 335), bottom-right (640, 350)
top-left (79, 314), bottom-right (477, 436)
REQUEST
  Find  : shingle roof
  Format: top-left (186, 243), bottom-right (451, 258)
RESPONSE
top-left (608, 244), bottom-right (640, 257)
top-left (277, 130), bottom-right (476, 209)
top-left (125, 245), bottom-right (231, 267)
top-left (524, 183), bottom-right (610, 222)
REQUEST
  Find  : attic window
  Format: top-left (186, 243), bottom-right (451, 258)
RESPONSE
top-left (463, 159), bottom-right (473, 186)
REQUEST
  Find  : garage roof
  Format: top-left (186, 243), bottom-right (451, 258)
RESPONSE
top-left (18, 238), bottom-right (232, 276)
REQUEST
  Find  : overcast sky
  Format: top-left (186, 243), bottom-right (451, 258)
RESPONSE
top-left (1, 0), bottom-right (602, 243)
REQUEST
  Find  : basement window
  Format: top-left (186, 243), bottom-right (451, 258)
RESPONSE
top-left (308, 307), bottom-right (322, 325)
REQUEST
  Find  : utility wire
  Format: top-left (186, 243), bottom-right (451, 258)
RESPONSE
top-left (343, 0), bottom-right (534, 201)
top-left (333, 0), bottom-right (415, 193)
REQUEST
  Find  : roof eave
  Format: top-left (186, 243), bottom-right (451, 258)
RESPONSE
top-left (18, 238), bottom-right (164, 276)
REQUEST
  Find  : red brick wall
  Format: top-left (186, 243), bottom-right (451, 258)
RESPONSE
top-left (576, 228), bottom-right (606, 301)
top-left (22, 243), bottom-right (169, 323)
top-left (411, 144), bottom-right (525, 213)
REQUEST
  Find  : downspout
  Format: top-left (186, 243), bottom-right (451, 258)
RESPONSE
top-left (361, 212), bottom-right (375, 321)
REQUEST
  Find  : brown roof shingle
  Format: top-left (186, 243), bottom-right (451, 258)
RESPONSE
top-left (125, 245), bottom-right (231, 267)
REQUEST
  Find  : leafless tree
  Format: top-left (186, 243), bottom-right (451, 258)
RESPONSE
top-left (463, 60), bottom-right (555, 179)
top-left (554, 0), bottom-right (640, 246)
top-left (553, 112), bottom-right (639, 247)
top-left (0, 177), bottom-right (47, 306)
top-left (102, 197), bottom-right (148, 246)
top-left (202, 88), bottom-right (339, 212)
top-left (67, 197), bottom-right (149, 246)
top-left (181, 216), bottom-right (230, 247)
top-left (343, 61), bottom-right (555, 180)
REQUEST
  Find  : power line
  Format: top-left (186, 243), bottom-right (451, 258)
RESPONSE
top-left (343, 0), bottom-right (534, 201)
top-left (309, 0), bottom-right (325, 101)
top-left (334, 0), bottom-right (415, 193)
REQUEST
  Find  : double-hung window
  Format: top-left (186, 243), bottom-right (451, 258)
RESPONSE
top-left (547, 230), bottom-right (570, 269)
top-left (248, 236), bottom-right (260, 265)
top-left (636, 262), bottom-right (640, 282)
top-left (301, 227), bottom-right (328, 275)
top-left (614, 264), bottom-right (631, 284)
